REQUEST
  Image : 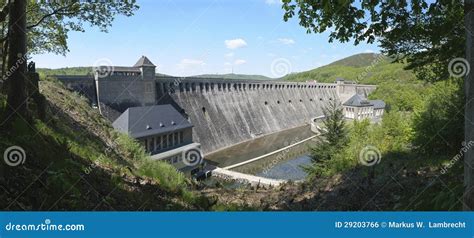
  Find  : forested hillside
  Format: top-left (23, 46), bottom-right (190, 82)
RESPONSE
top-left (285, 53), bottom-right (429, 112)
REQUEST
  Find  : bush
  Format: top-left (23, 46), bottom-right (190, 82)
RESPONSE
top-left (412, 78), bottom-right (464, 156)
top-left (137, 159), bottom-right (188, 193)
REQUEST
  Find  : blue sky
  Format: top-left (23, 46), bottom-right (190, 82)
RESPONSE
top-left (32, 0), bottom-right (380, 78)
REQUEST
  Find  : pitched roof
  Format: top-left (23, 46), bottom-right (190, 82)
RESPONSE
top-left (133, 56), bottom-right (156, 67)
top-left (369, 99), bottom-right (386, 109)
top-left (343, 94), bottom-right (373, 107)
top-left (112, 104), bottom-right (192, 138)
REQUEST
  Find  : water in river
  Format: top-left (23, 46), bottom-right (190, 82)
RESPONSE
top-left (256, 155), bottom-right (312, 181)
top-left (205, 125), bottom-right (318, 180)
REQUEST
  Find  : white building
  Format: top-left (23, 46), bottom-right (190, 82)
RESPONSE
top-left (112, 104), bottom-right (204, 175)
top-left (343, 94), bottom-right (385, 120)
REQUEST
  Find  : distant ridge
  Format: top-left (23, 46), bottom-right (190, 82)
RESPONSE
top-left (38, 67), bottom-right (273, 81)
top-left (283, 53), bottom-right (407, 84)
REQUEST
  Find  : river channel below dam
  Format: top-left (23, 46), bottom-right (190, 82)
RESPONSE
top-left (205, 125), bottom-right (319, 181)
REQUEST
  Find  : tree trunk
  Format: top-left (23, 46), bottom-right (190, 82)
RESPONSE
top-left (1, 21), bottom-right (9, 94)
top-left (4, 0), bottom-right (27, 121)
top-left (465, 0), bottom-right (474, 210)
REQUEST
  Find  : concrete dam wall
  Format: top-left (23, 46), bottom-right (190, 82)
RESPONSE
top-left (156, 78), bottom-right (375, 153)
top-left (56, 75), bottom-right (376, 154)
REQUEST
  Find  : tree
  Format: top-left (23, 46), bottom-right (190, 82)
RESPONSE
top-left (281, 0), bottom-right (472, 209)
top-left (0, 0), bottom-right (139, 122)
top-left (311, 100), bottom-right (348, 163)
top-left (5, 0), bottom-right (27, 119)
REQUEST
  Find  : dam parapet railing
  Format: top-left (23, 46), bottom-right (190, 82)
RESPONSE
top-left (154, 76), bottom-right (340, 94)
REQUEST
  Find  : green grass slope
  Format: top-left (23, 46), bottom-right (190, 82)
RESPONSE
top-left (38, 67), bottom-right (93, 77)
top-left (0, 78), bottom-right (212, 210)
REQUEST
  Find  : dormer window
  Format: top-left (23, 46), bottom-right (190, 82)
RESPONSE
top-left (159, 122), bottom-right (164, 127)
top-left (146, 125), bottom-right (152, 130)
top-left (171, 121), bottom-right (176, 125)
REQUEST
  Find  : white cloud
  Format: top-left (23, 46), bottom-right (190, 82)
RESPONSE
top-left (225, 38), bottom-right (247, 49)
top-left (278, 38), bottom-right (295, 45)
top-left (234, 59), bottom-right (246, 65)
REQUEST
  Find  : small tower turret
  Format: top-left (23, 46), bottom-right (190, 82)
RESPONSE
top-left (134, 56), bottom-right (156, 80)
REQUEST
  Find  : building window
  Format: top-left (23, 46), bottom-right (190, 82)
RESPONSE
top-left (174, 132), bottom-right (179, 145)
top-left (163, 135), bottom-right (168, 149)
top-left (168, 134), bottom-right (173, 147)
top-left (145, 83), bottom-right (153, 93)
top-left (180, 131), bottom-right (184, 144)
top-left (156, 136), bottom-right (162, 151)
top-left (149, 137), bottom-right (154, 152)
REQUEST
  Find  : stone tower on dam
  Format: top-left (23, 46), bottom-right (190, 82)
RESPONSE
top-left (56, 56), bottom-right (376, 154)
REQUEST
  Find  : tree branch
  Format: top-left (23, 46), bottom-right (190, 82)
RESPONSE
top-left (0, 1), bottom-right (9, 24)
top-left (26, 3), bottom-right (76, 29)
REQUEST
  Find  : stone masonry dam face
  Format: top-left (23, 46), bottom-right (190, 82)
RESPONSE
top-left (155, 78), bottom-right (375, 154)
top-left (57, 76), bottom-right (376, 154)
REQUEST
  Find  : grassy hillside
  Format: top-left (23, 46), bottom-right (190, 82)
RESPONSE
top-left (285, 53), bottom-right (430, 112)
top-left (38, 67), bottom-right (93, 77)
top-left (285, 53), bottom-right (408, 84)
top-left (0, 78), bottom-right (214, 210)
